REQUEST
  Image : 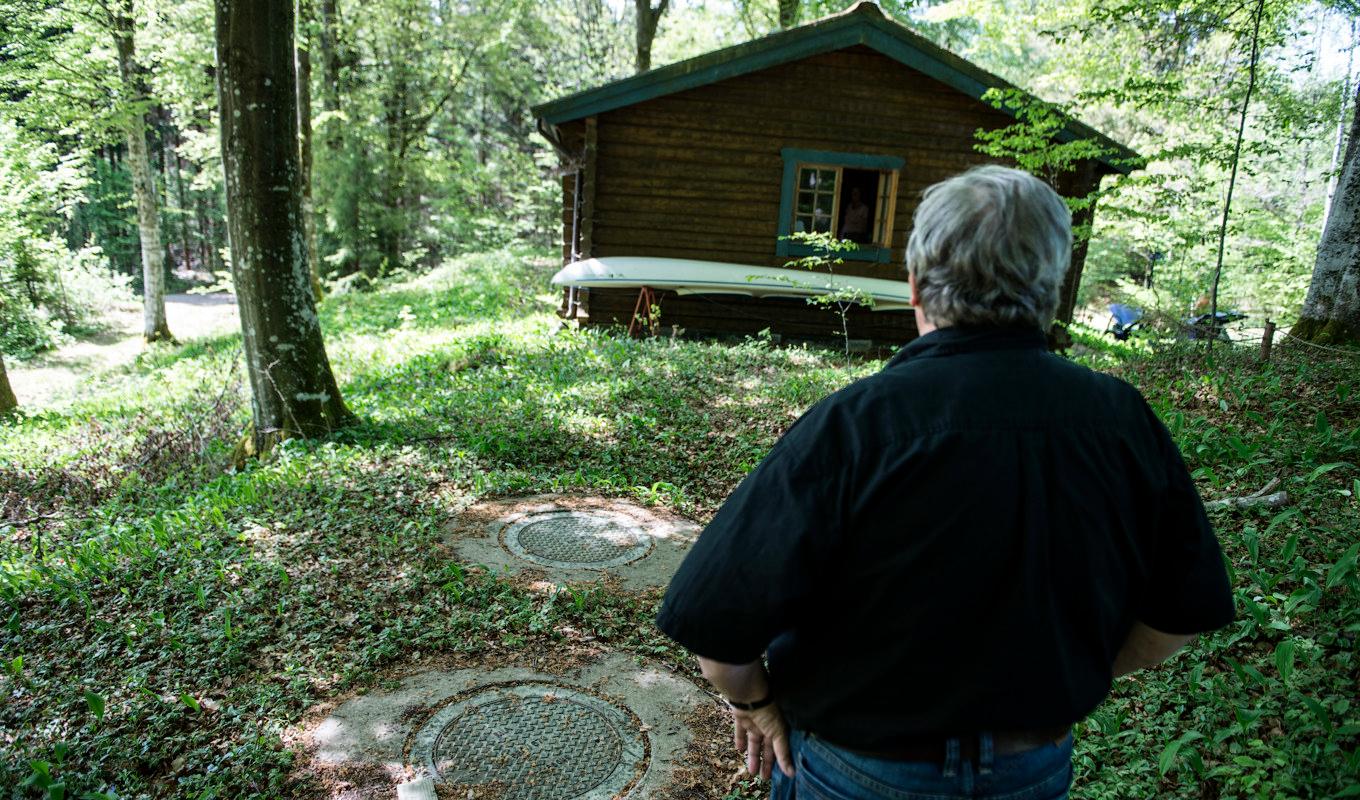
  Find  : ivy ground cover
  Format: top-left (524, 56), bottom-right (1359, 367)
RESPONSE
top-left (1, 250), bottom-right (1356, 799)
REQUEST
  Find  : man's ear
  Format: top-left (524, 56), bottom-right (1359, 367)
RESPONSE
top-left (909, 271), bottom-right (920, 307)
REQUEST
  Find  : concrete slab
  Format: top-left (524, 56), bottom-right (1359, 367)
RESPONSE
top-left (447, 496), bottom-right (701, 591)
top-left (312, 651), bottom-right (712, 799)
top-left (395, 777), bottom-right (435, 800)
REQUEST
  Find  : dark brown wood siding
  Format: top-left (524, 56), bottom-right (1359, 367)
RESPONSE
top-left (555, 45), bottom-right (1104, 346)
top-left (583, 287), bottom-right (919, 344)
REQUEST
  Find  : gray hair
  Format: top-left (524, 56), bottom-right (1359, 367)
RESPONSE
top-left (905, 165), bottom-right (1072, 329)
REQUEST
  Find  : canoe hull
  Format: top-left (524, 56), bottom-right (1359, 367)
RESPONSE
top-left (551, 257), bottom-right (913, 312)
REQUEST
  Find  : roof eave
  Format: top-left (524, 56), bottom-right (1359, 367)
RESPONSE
top-left (532, 14), bottom-right (871, 124)
top-left (532, 5), bottom-right (1141, 175)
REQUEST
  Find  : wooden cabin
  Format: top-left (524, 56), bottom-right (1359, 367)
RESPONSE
top-left (532, 1), bottom-right (1137, 346)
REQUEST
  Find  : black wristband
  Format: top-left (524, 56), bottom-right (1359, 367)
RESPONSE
top-left (726, 693), bottom-right (774, 711)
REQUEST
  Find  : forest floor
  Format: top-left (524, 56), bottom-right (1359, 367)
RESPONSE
top-left (7, 293), bottom-right (239, 408)
top-left (1, 248), bottom-right (1357, 800)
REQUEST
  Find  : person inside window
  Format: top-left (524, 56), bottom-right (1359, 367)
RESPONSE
top-left (839, 186), bottom-right (871, 244)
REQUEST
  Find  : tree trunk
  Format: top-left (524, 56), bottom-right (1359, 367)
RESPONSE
top-left (164, 118), bottom-right (193, 272)
top-left (0, 352), bottom-right (17, 416)
top-left (1295, 80), bottom-right (1360, 345)
top-left (296, 0), bottom-right (323, 300)
top-left (1207, 0), bottom-right (1265, 352)
top-left (1051, 159), bottom-right (1101, 340)
top-left (204, 207), bottom-right (219, 273)
top-left (1322, 18), bottom-right (1356, 234)
top-left (778, 0), bottom-right (799, 29)
top-left (112, 2), bottom-right (174, 343)
top-left (318, 0), bottom-right (340, 150)
top-left (196, 193), bottom-right (212, 273)
top-left (216, 0), bottom-right (354, 457)
top-left (634, 0), bottom-right (669, 73)
top-left (378, 48), bottom-right (409, 274)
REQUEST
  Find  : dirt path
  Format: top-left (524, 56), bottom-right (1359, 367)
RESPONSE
top-left (8, 293), bottom-right (239, 409)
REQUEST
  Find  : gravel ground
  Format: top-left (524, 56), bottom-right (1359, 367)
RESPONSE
top-left (8, 293), bottom-right (239, 408)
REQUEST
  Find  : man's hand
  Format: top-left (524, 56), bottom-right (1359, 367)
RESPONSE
top-left (696, 656), bottom-right (797, 780)
top-left (732, 702), bottom-right (795, 779)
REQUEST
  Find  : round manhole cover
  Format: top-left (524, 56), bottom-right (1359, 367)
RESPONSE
top-left (502, 510), bottom-right (653, 569)
top-left (408, 683), bottom-right (647, 799)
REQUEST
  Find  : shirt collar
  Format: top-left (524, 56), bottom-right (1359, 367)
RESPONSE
top-left (885, 325), bottom-right (1049, 369)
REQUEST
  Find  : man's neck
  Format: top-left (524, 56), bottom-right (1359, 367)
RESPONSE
top-left (914, 307), bottom-right (938, 337)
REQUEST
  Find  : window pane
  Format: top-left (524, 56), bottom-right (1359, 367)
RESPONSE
top-left (794, 216), bottom-right (809, 233)
top-left (813, 214), bottom-right (831, 233)
top-left (819, 170), bottom-right (837, 191)
top-left (800, 168), bottom-right (817, 189)
top-left (798, 191), bottom-right (815, 215)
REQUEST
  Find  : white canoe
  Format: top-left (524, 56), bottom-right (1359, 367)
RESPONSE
top-left (551, 256), bottom-right (913, 312)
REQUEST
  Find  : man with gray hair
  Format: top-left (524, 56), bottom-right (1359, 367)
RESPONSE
top-left (657, 165), bottom-right (1234, 799)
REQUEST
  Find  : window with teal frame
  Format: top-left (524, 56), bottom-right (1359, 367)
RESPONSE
top-left (776, 148), bottom-right (904, 263)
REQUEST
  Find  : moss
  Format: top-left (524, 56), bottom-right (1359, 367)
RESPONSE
top-left (231, 404), bottom-right (356, 466)
top-left (143, 321), bottom-right (177, 345)
top-left (1290, 315), bottom-right (1360, 346)
top-left (0, 352), bottom-right (15, 415)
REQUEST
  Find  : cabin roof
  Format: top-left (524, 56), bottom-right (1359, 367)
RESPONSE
top-left (532, 1), bottom-right (1140, 175)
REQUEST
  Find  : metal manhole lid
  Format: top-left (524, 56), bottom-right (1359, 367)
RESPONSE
top-left (408, 683), bottom-right (647, 800)
top-left (502, 510), bottom-right (653, 569)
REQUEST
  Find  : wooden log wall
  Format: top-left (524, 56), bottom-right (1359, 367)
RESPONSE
top-left (555, 45), bottom-right (1110, 347)
top-left (587, 288), bottom-right (919, 343)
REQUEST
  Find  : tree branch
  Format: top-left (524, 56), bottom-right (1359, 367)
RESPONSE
top-left (1205, 478), bottom-right (1290, 511)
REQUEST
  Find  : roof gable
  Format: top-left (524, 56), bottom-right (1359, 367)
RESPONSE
top-left (532, 1), bottom-right (1139, 175)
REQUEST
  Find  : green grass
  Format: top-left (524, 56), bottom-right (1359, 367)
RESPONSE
top-left (1, 247), bottom-right (1356, 799)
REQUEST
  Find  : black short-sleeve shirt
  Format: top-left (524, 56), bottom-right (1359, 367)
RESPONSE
top-left (656, 325), bottom-right (1235, 749)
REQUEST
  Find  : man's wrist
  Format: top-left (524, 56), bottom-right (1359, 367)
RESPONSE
top-left (698, 656), bottom-right (773, 706)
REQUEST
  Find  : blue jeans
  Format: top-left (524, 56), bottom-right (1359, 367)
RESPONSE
top-left (770, 730), bottom-right (1074, 800)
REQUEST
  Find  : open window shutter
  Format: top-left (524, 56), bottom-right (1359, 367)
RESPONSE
top-left (874, 171), bottom-right (899, 247)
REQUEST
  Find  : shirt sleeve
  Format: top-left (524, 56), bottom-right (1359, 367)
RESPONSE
top-left (656, 399), bottom-right (850, 663)
top-left (1133, 404), bottom-right (1236, 635)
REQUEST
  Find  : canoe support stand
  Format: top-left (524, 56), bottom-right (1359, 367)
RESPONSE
top-left (628, 286), bottom-right (660, 337)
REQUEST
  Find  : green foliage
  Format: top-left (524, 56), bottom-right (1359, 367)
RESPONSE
top-left (0, 119), bottom-right (134, 357)
top-left (928, 0), bottom-right (1345, 332)
top-left (308, 0), bottom-right (580, 276)
top-left (0, 0), bottom-right (1355, 794)
top-left (2, 248), bottom-right (1353, 798)
top-left (0, 0), bottom-right (631, 329)
top-left (0, 249), bottom-right (868, 796)
top-left (0, 0), bottom-right (1345, 355)
top-left (975, 87), bottom-right (1127, 187)
top-left (1066, 342), bottom-right (1360, 799)
top-left (779, 231), bottom-right (877, 361)
top-left (66, 156), bottom-right (140, 279)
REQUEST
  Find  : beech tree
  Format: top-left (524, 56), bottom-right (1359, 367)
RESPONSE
top-left (1294, 80), bottom-right (1360, 345)
top-left (317, 0), bottom-right (343, 153)
top-left (297, 0), bottom-right (324, 300)
top-left (216, 0), bottom-right (353, 456)
top-left (0, 353), bottom-right (17, 416)
top-left (634, 0), bottom-right (670, 72)
top-left (109, 0), bottom-right (174, 343)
